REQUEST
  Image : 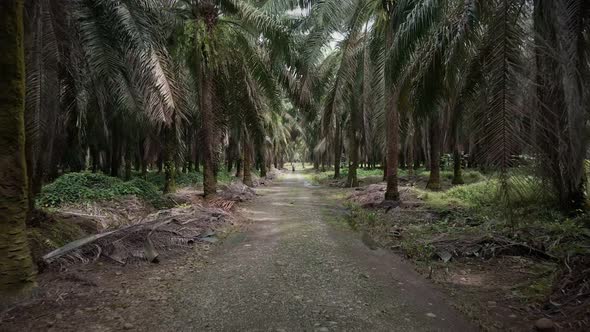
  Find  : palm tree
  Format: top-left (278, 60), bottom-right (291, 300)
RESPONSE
top-left (23, 0), bottom-right (188, 196)
top-left (171, 0), bottom-right (292, 195)
top-left (533, 0), bottom-right (590, 210)
top-left (0, 0), bottom-right (36, 301)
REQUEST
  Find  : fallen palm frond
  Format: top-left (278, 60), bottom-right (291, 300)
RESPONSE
top-left (427, 234), bottom-right (556, 261)
top-left (545, 255), bottom-right (590, 329)
top-left (42, 205), bottom-right (232, 269)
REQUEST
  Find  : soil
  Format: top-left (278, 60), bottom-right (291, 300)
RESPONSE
top-left (1, 172), bottom-right (478, 331)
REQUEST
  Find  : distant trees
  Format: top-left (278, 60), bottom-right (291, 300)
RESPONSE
top-left (19, 0), bottom-right (300, 201)
top-left (307, 0), bottom-right (590, 211)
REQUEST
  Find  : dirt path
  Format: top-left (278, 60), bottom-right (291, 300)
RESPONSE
top-left (158, 172), bottom-right (477, 331)
top-left (2, 172), bottom-right (479, 331)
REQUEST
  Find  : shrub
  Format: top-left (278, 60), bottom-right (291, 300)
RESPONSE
top-left (38, 172), bottom-right (164, 208)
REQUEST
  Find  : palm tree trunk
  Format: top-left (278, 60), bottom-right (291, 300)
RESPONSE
top-left (243, 140), bottom-right (253, 187)
top-left (91, 147), bottom-right (99, 173)
top-left (347, 145), bottom-right (359, 187)
top-left (141, 160), bottom-right (147, 179)
top-left (450, 107), bottom-right (463, 185)
top-left (157, 153), bottom-right (163, 173)
top-left (534, 0), bottom-right (586, 211)
top-left (110, 122), bottom-right (121, 177)
top-left (201, 66), bottom-right (217, 197)
top-left (124, 143), bottom-right (132, 181)
top-left (452, 149), bottom-right (464, 185)
top-left (236, 154), bottom-right (243, 178)
top-left (163, 127), bottom-right (176, 194)
top-left (382, 156), bottom-right (387, 182)
top-left (259, 146), bottom-right (267, 178)
top-left (334, 120), bottom-right (341, 179)
top-left (384, 20), bottom-right (400, 201)
top-left (0, 0), bottom-right (36, 301)
top-left (426, 114), bottom-right (442, 190)
top-left (408, 120), bottom-right (415, 177)
top-left (194, 134), bottom-right (200, 173)
top-left (348, 102), bottom-right (360, 187)
top-left (384, 89), bottom-right (401, 200)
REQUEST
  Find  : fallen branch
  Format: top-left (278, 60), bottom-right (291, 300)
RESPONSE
top-left (427, 235), bottom-right (556, 261)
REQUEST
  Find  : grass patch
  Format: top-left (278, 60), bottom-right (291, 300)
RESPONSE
top-left (304, 168), bottom-right (384, 185)
top-left (416, 176), bottom-right (552, 210)
top-left (305, 167), bottom-right (485, 187)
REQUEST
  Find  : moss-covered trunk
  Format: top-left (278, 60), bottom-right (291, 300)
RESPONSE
top-left (0, 0), bottom-right (36, 302)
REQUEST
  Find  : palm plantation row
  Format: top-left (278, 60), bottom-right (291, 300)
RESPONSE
top-left (1, 0), bottom-right (589, 304)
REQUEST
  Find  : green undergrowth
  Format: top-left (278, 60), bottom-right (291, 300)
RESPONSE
top-left (342, 175), bottom-right (590, 263)
top-left (338, 174), bottom-right (590, 307)
top-left (327, 166), bottom-right (590, 326)
top-left (305, 167), bottom-right (485, 186)
top-left (304, 168), bottom-right (384, 185)
top-left (342, 192), bottom-right (589, 307)
top-left (38, 169), bottom-right (240, 209)
top-left (417, 176), bottom-right (554, 213)
top-left (38, 172), bottom-right (164, 208)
